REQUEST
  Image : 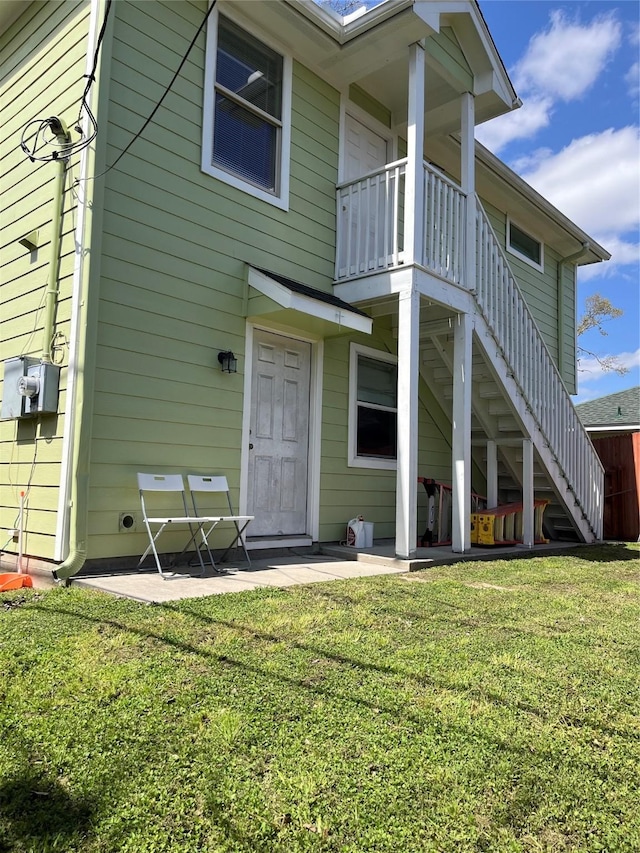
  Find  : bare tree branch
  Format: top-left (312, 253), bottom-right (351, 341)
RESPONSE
top-left (577, 293), bottom-right (628, 375)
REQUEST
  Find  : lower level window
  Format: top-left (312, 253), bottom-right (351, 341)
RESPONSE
top-left (349, 344), bottom-right (397, 469)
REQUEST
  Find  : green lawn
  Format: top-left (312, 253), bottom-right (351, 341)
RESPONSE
top-left (1, 544), bottom-right (638, 852)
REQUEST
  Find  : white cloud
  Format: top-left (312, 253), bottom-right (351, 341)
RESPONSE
top-left (578, 236), bottom-right (640, 281)
top-left (513, 10), bottom-right (621, 101)
top-left (510, 147), bottom-right (554, 175)
top-left (520, 127), bottom-right (640, 238)
top-left (626, 61), bottom-right (640, 99)
top-left (476, 97), bottom-right (552, 153)
top-left (477, 10), bottom-right (623, 155)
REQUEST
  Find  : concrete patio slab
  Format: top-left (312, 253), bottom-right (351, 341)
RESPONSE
top-left (70, 555), bottom-right (407, 603)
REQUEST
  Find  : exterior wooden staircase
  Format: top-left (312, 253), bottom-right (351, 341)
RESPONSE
top-left (417, 197), bottom-right (604, 543)
top-left (336, 160), bottom-right (604, 543)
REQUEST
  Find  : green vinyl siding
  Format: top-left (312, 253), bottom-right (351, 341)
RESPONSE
top-left (318, 327), bottom-right (457, 544)
top-left (0, 0), bottom-right (90, 561)
top-left (348, 84), bottom-right (391, 128)
top-left (425, 26), bottom-right (473, 92)
top-left (88, 0), bottom-right (340, 558)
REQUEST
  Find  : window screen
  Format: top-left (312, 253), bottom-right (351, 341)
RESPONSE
top-left (356, 355), bottom-right (397, 459)
top-left (214, 17), bottom-right (283, 192)
top-left (509, 222), bottom-right (542, 267)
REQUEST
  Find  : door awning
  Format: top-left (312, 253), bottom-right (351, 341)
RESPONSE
top-left (247, 267), bottom-right (372, 335)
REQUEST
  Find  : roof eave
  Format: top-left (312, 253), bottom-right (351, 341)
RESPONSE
top-left (475, 141), bottom-right (611, 264)
top-left (0, 0), bottom-right (29, 35)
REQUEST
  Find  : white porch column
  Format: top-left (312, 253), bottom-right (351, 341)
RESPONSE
top-left (486, 439), bottom-right (498, 508)
top-left (405, 41), bottom-right (425, 266)
top-left (521, 438), bottom-right (534, 548)
top-left (452, 312), bottom-right (473, 552)
top-left (395, 285), bottom-right (420, 558)
top-left (460, 92), bottom-right (476, 289)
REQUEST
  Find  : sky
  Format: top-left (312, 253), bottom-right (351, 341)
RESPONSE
top-left (475, 1), bottom-right (640, 403)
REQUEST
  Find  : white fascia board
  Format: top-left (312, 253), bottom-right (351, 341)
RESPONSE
top-left (585, 424), bottom-right (640, 433)
top-left (248, 268), bottom-right (372, 334)
top-left (468, 6), bottom-right (517, 105)
top-left (475, 142), bottom-right (611, 263)
top-left (415, 268), bottom-right (475, 313)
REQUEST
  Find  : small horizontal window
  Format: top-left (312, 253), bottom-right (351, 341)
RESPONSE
top-left (507, 219), bottom-right (544, 271)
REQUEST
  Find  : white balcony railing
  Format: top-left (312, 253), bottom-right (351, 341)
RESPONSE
top-left (336, 160), bottom-right (466, 284)
top-left (336, 158), bottom-right (406, 280)
top-left (423, 164), bottom-right (466, 285)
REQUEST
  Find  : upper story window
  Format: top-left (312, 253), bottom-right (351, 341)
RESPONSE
top-left (202, 12), bottom-right (291, 209)
top-left (349, 344), bottom-right (397, 470)
top-left (507, 218), bottom-right (544, 272)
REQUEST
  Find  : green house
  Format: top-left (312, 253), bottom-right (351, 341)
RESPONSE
top-left (0, 0), bottom-right (610, 581)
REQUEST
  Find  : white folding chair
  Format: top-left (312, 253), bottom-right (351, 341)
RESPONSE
top-left (137, 473), bottom-right (214, 579)
top-left (186, 475), bottom-right (253, 570)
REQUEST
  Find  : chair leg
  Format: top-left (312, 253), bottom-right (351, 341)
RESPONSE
top-left (138, 522), bottom-right (168, 577)
top-left (217, 521), bottom-right (252, 566)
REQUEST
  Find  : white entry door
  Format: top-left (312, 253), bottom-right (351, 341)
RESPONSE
top-left (248, 329), bottom-right (311, 536)
top-left (344, 114), bottom-right (388, 181)
top-left (342, 115), bottom-right (391, 274)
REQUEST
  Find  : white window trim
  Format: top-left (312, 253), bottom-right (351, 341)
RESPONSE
top-left (506, 216), bottom-right (544, 272)
top-left (348, 342), bottom-right (398, 470)
top-left (202, 6), bottom-right (292, 211)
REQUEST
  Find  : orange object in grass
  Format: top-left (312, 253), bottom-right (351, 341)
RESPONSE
top-left (0, 573), bottom-right (33, 591)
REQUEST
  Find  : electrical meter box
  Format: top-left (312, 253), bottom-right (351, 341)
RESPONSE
top-left (1, 356), bottom-right (60, 419)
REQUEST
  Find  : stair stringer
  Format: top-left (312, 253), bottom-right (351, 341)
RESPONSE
top-left (472, 314), bottom-right (596, 543)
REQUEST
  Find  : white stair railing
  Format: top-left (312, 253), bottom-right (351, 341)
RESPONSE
top-left (475, 200), bottom-right (604, 537)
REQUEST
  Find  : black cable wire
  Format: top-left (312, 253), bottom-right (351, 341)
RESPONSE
top-left (88, 0), bottom-right (218, 181)
top-left (20, 0), bottom-right (113, 163)
top-left (77, 0), bottom-right (112, 125)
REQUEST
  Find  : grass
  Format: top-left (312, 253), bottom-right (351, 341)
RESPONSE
top-left (0, 543), bottom-right (638, 852)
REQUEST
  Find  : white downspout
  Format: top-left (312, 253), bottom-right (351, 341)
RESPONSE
top-left (557, 242), bottom-right (590, 383)
top-left (53, 0), bottom-right (103, 574)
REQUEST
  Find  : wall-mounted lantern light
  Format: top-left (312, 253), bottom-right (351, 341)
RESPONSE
top-left (218, 350), bottom-right (237, 373)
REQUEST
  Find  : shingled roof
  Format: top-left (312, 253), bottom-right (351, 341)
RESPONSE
top-left (575, 386), bottom-right (640, 430)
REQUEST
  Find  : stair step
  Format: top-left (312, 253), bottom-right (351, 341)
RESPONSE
top-left (477, 382), bottom-right (500, 398)
top-left (432, 366), bottom-right (451, 383)
top-left (488, 399), bottom-right (513, 416)
top-left (497, 416), bottom-right (520, 432)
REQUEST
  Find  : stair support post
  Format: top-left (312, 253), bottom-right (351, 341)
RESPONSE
top-left (486, 440), bottom-right (498, 508)
top-left (452, 312), bottom-right (473, 552)
top-left (521, 438), bottom-right (534, 548)
top-left (395, 285), bottom-right (420, 558)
